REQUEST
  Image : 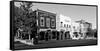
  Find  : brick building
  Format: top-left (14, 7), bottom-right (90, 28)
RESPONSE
top-left (30, 9), bottom-right (56, 41)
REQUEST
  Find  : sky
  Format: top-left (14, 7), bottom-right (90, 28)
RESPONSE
top-left (14, 2), bottom-right (97, 29)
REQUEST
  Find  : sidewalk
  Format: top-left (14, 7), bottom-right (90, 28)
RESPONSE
top-left (14, 38), bottom-right (34, 45)
top-left (14, 38), bottom-right (97, 50)
top-left (38, 39), bottom-right (73, 44)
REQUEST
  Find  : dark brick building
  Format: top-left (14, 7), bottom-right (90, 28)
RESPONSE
top-left (30, 9), bottom-right (56, 40)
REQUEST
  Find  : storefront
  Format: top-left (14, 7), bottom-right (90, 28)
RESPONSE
top-left (33, 9), bottom-right (56, 41)
top-left (71, 22), bottom-right (80, 39)
top-left (76, 20), bottom-right (92, 39)
top-left (56, 14), bottom-right (72, 40)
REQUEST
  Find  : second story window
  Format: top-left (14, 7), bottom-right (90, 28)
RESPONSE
top-left (69, 25), bottom-right (71, 28)
top-left (64, 24), bottom-right (66, 27)
top-left (51, 19), bottom-right (55, 28)
top-left (61, 22), bottom-right (63, 27)
top-left (40, 17), bottom-right (45, 27)
top-left (67, 24), bottom-right (68, 28)
top-left (46, 18), bottom-right (50, 27)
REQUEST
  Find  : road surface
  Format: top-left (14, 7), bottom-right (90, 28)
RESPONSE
top-left (14, 39), bottom-right (97, 50)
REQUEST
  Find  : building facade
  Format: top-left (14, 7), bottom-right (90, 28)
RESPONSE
top-left (32, 9), bottom-right (57, 41)
top-left (56, 14), bottom-right (72, 40)
top-left (71, 22), bottom-right (80, 39)
top-left (76, 20), bottom-right (92, 39)
top-left (56, 14), bottom-right (71, 31)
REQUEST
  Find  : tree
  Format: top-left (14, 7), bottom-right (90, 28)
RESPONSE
top-left (14, 2), bottom-right (36, 36)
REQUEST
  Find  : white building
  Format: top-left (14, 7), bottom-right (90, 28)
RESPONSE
top-left (56, 14), bottom-right (72, 40)
top-left (71, 22), bottom-right (80, 39)
top-left (71, 22), bottom-right (80, 33)
top-left (76, 20), bottom-right (92, 39)
top-left (56, 14), bottom-right (72, 32)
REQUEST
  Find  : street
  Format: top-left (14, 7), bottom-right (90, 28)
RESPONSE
top-left (14, 39), bottom-right (97, 50)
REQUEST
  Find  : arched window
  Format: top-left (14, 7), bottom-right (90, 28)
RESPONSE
top-left (51, 19), bottom-right (55, 28)
top-left (46, 18), bottom-right (50, 27)
top-left (40, 17), bottom-right (45, 27)
top-left (67, 24), bottom-right (68, 28)
top-left (64, 24), bottom-right (66, 27)
top-left (69, 25), bottom-right (71, 28)
top-left (61, 22), bottom-right (63, 27)
top-left (73, 26), bottom-right (75, 29)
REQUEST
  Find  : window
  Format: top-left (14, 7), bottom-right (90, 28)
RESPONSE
top-left (51, 19), bottom-right (55, 27)
top-left (61, 22), bottom-right (63, 27)
top-left (67, 24), bottom-right (68, 28)
top-left (40, 17), bottom-right (45, 27)
top-left (46, 18), bottom-right (50, 27)
top-left (64, 24), bottom-right (66, 27)
top-left (69, 25), bottom-right (71, 28)
top-left (73, 26), bottom-right (75, 29)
